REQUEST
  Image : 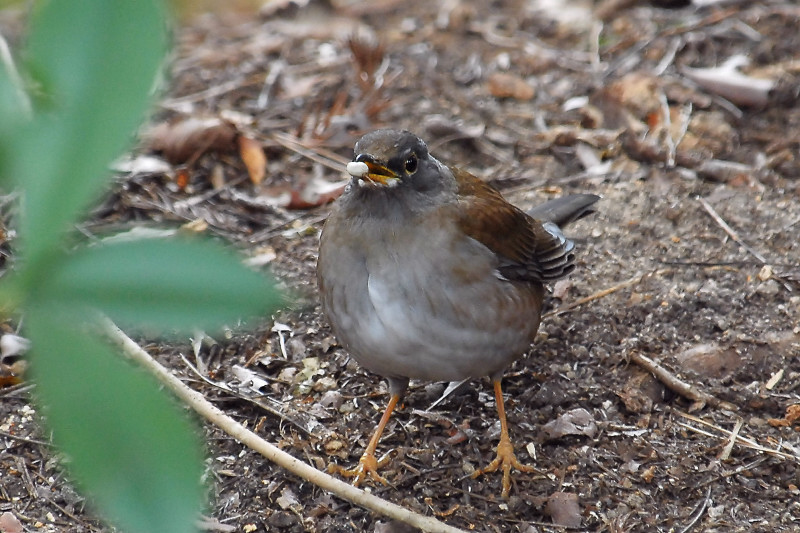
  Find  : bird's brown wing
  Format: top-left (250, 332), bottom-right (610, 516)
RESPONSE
top-left (451, 166), bottom-right (575, 282)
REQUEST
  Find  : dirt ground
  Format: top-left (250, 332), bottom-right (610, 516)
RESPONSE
top-left (2, 0), bottom-right (800, 531)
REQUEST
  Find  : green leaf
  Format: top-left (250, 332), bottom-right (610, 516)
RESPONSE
top-left (10, 0), bottom-right (167, 265)
top-left (39, 238), bottom-right (284, 333)
top-left (28, 308), bottom-right (204, 533)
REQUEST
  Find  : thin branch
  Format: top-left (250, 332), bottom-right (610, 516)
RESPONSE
top-left (101, 318), bottom-right (468, 533)
top-left (784, 215), bottom-right (800, 232)
top-left (659, 91), bottom-right (676, 168)
top-left (675, 409), bottom-right (800, 463)
top-left (629, 351), bottom-right (737, 412)
top-left (653, 36), bottom-right (681, 76)
top-left (697, 197), bottom-right (767, 263)
top-left (0, 428), bottom-right (51, 447)
top-left (698, 196), bottom-right (795, 292)
top-left (179, 352), bottom-right (328, 438)
top-left (267, 131), bottom-right (349, 172)
top-left (719, 418), bottom-right (743, 461)
top-left (677, 486), bottom-right (712, 533)
top-left (544, 269), bottom-right (669, 318)
top-left (0, 382), bottom-right (35, 398)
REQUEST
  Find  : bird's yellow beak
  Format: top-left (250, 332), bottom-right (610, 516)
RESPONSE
top-left (347, 160), bottom-right (400, 187)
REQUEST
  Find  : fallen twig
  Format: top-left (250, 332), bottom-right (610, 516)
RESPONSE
top-left (677, 486), bottom-right (711, 533)
top-left (268, 131), bottom-right (349, 172)
top-left (0, 428), bottom-right (51, 447)
top-left (0, 382), bottom-right (35, 399)
top-left (660, 7), bottom-right (741, 38)
top-left (675, 409), bottom-right (800, 463)
top-left (101, 318), bottom-right (467, 533)
top-left (544, 269), bottom-right (669, 318)
top-left (159, 74), bottom-right (264, 110)
top-left (697, 197), bottom-right (767, 263)
top-left (698, 196), bottom-right (795, 292)
top-left (629, 351), bottom-right (737, 412)
top-left (719, 418), bottom-right (744, 461)
top-left (178, 352), bottom-right (327, 438)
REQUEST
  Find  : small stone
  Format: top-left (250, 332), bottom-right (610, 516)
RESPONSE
top-left (757, 264), bottom-right (773, 281)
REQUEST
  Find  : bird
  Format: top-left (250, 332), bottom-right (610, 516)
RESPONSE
top-left (316, 129), bottom-right (598, 498)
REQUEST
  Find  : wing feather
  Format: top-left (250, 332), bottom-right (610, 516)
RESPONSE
top-left (451, 167), bottom-right (576, 282)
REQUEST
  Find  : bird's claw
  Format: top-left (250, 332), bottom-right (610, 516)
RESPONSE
top-left (472, 438), bottom-right (536, 499)
top-left (329, 451), bottom-right (393, 486)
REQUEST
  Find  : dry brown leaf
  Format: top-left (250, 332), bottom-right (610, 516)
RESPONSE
top-left (590, 72), bottom-right (661, 131)
top-left (323, 439), bottom-right (346, 455)
top-left (675, 111), bottom-right (736, 160)
top-left (238, 135), bottom-right (267, 185)
top-left (617, 369), bottom-right (666, 414)
top-left (608, 72), bottom-right (662, 117)
top-left (676, 342), bottom-right (741, 379)
top-left (209, 163), bottom-right (226, 190)
top-left (280, 73), bottom-right (326, 100)
top-left (0, 361), bottom-right (26, 388)
top-left (545, 491), bottom-right (582, 528)
top-left (552, 279), bottom-right (572, 300)
top-left (487, 72), bottom-right (535, 100)
top-left (768, 404), bottom-right (800, 428)
top-left (533, 126), bottom-right (624, 148)
top-left (445, 427), bottom-right (469, 445)
top-left (257, 176), bottom-right (347, 210)
top-left (348, 33), bottom-right (385, 91)
top-left (0, 512), bottom-right (24, 533)
top-left (641, 465), bottom-right (657, 483)
top-left (423, 114), bottom-right (485, 140)
top-left (146, 116), bottom-right (238, 164)
top-left (175, 167), bottom-right (190, 191)
top-left (276, 487), bottom-right (301, 510)
top-left (290, 177), bottom-right (347, 209)
top-left (542, 407), bottom-right (597, 440)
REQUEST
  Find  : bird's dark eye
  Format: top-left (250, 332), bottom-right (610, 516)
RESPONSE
top-left (404, 154), bottom-right (418, 174)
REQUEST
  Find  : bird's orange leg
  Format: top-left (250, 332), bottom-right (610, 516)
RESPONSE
top-left (329, 393), bottom-right (400, 486)
top-left (473, 379), bottom-right (536, 498)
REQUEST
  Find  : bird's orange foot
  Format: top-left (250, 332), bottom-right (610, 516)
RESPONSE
top-left (473, 437), bottom-right (537, 499)
top-left (328, 451), bottom-right (393, 486)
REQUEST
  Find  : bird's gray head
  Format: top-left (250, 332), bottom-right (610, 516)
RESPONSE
top-left (346, 130), bottom-right (453, 196)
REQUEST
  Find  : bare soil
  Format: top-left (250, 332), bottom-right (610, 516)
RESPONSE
top-left (2, 1), bottom-right (800, 532)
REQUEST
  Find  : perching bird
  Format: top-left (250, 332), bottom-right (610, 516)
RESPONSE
top-left (317, 129), bottom-right (598, 498)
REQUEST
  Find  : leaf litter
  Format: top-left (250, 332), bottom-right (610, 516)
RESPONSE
top-left (2, 0), bottom-right (800, 531)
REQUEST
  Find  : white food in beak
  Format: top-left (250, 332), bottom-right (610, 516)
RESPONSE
top-left (347, 161), bottom-right (369, 178)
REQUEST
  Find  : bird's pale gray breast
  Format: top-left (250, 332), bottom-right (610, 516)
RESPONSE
top-left (318, 206), bottom-right (542, 382)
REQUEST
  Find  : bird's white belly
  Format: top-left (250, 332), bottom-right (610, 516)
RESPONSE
top-left (327, 225), bottom-right (541, 382)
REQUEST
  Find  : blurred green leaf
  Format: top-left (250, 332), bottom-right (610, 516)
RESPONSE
top-left (10, 0), bottom-right (167, 266)
top-left (39, 238), bottom-right (283, 333)
top-left (28, 308), bottom-right (204, 533)
top-left (0, 2), bottom-right (286, 532)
